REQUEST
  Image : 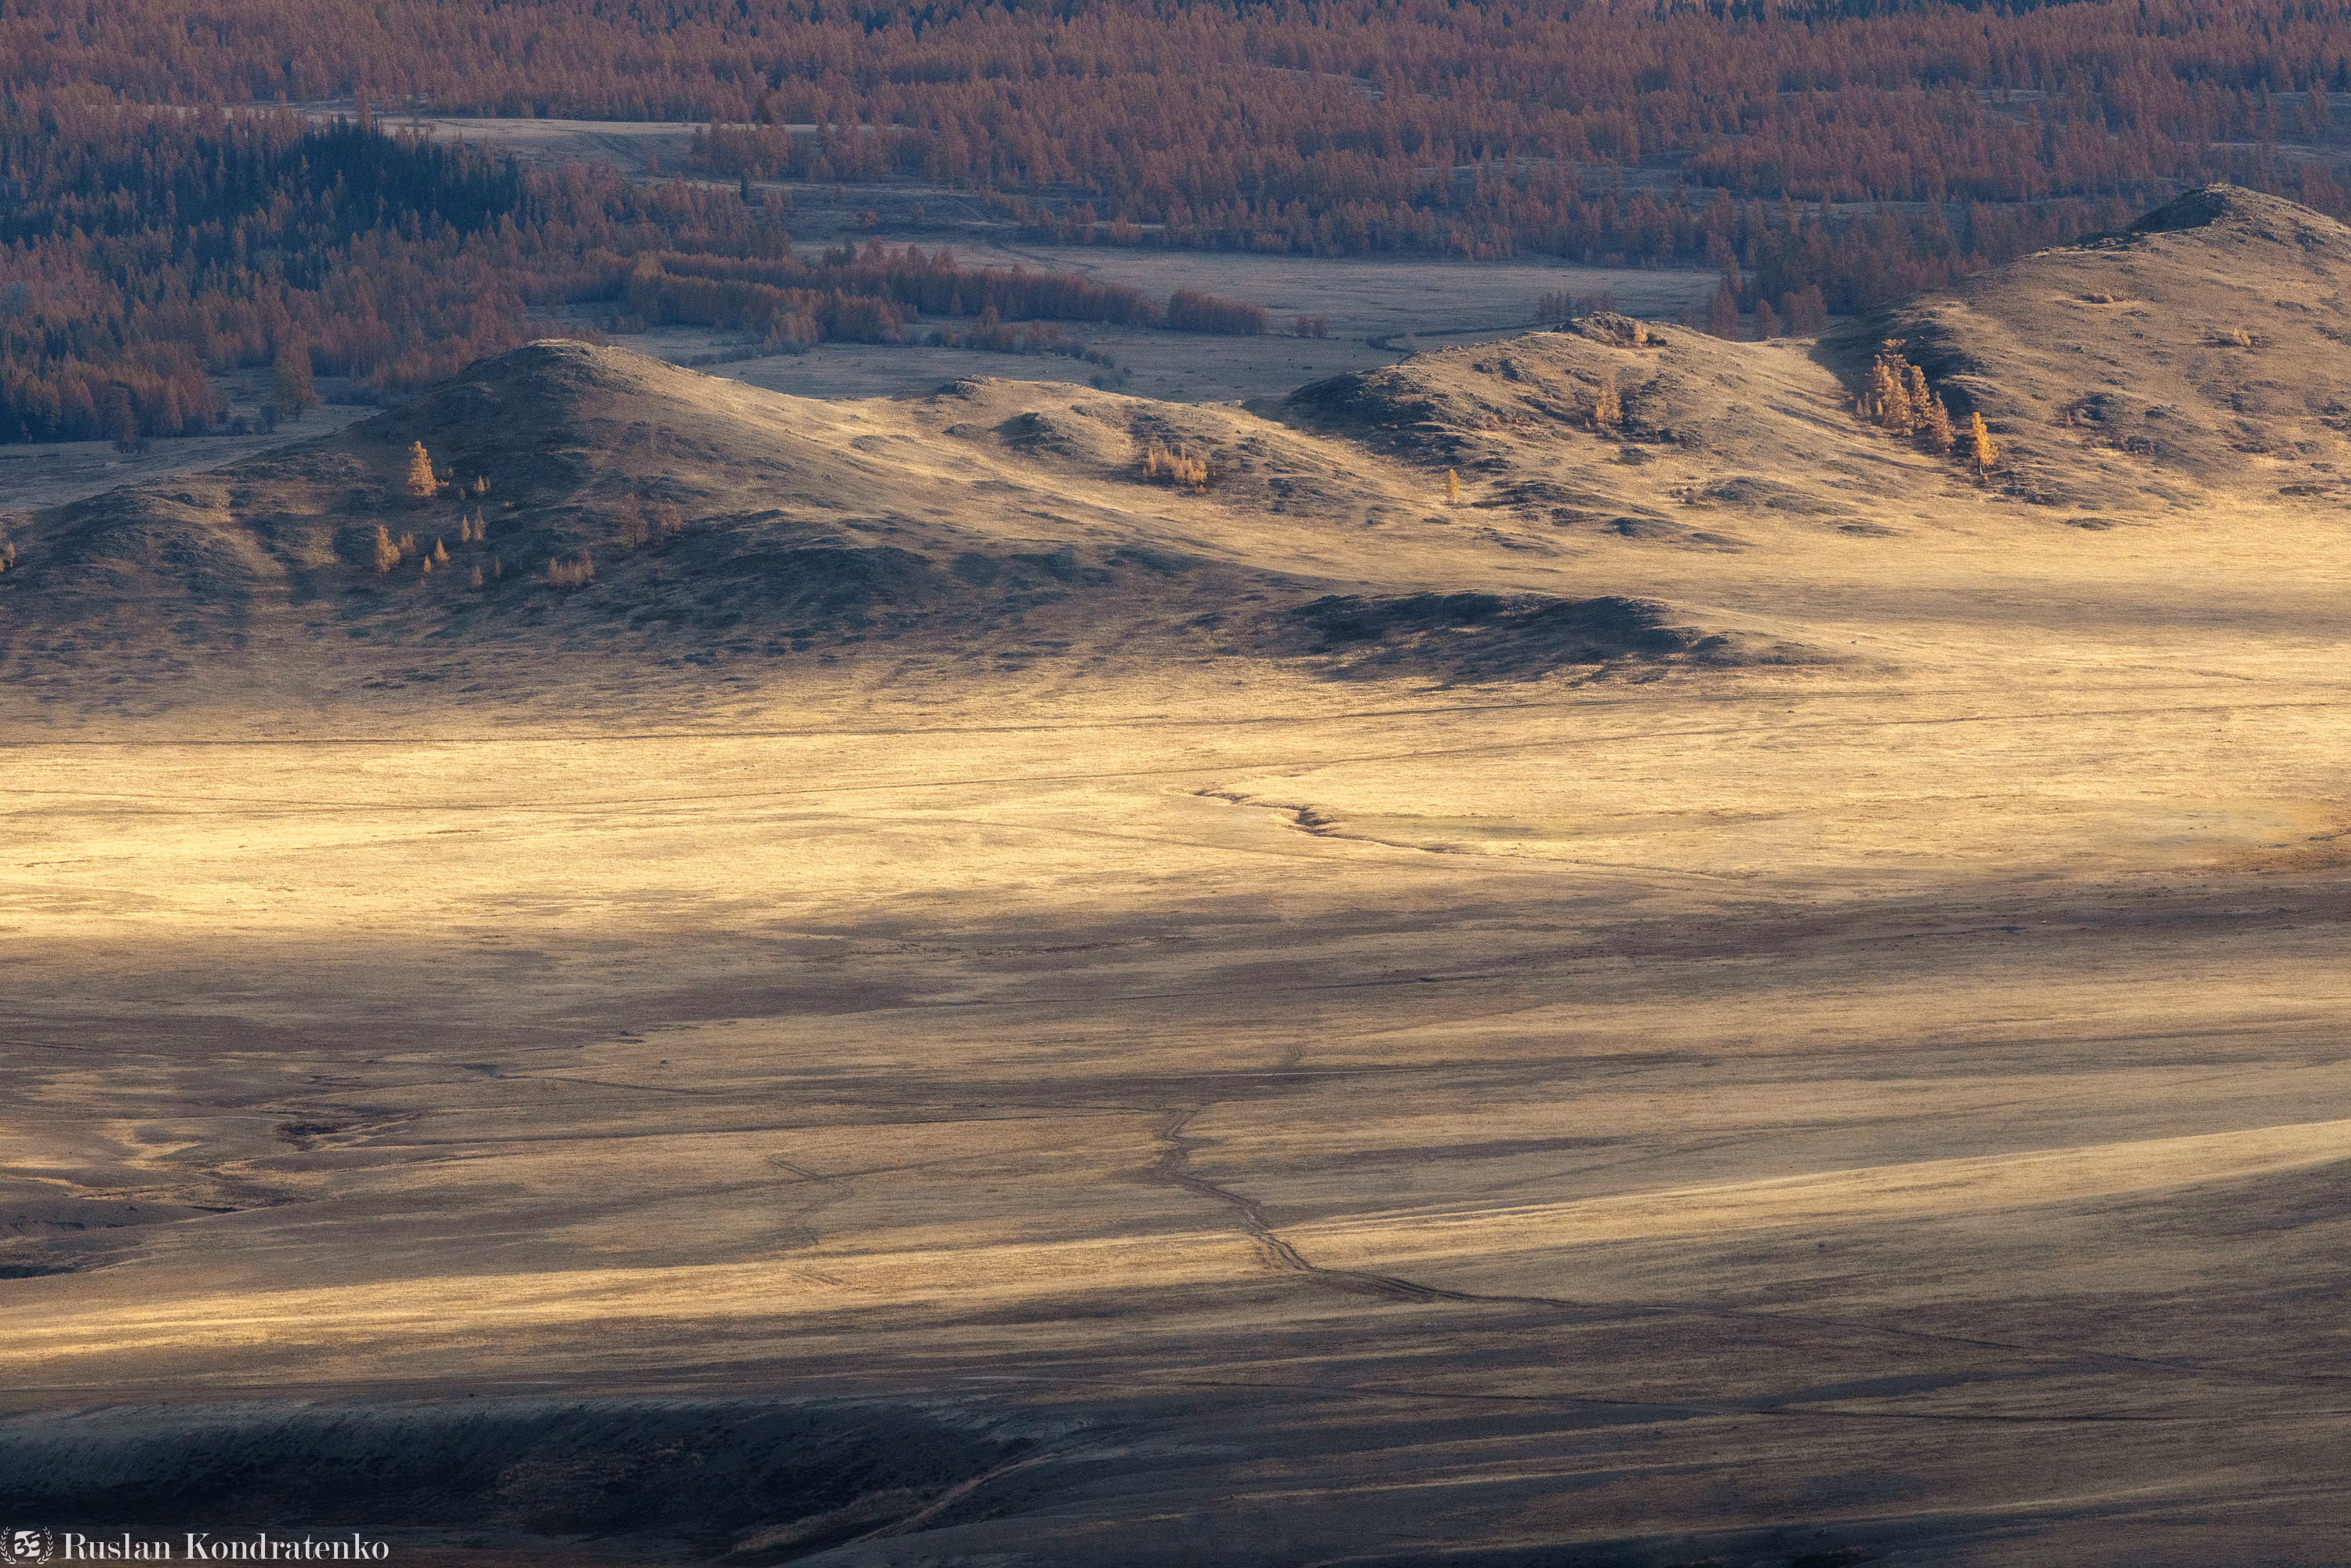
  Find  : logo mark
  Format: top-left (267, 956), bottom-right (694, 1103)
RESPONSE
top-left (2, 1529), bottom-right (53, 1566)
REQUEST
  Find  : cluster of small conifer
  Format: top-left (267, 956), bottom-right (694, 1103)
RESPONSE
top-left (1141, 444), bottom-right (1210, 488)
top-left (1858, 343), bottom-right (1997, 478)
top-left (368, 441), bottom-right (502, 585)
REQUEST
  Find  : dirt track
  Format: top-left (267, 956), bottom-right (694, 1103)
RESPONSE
top-left (5, 659), bottom-right (2350, 1563)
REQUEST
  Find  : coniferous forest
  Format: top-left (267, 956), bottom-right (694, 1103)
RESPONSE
top-left (5, 0), bottom-right (2351, 441)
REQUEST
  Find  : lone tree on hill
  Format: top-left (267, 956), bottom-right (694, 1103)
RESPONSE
top-left (100, 384), bottom-right (138, 452)
top-left (1968, 412), bottom-right (1999, 481)
top-left (270, 343), bottom-right (317, 423)
top-left (1445, 468), bottom-right (1463, 504)
top-left (404, 441), bottom-right (437, 498)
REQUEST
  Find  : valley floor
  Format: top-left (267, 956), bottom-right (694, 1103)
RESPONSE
top-left (5, 638), bottom-right (2349, 1565)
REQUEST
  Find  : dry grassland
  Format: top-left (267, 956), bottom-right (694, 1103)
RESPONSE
top-left (3, 187), bottom-right (2350, 1566)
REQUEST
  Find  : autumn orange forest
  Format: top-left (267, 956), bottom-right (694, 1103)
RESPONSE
top-left (5, 0), bottom-right (2351, 440)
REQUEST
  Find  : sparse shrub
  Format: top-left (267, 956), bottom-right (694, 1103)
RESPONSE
top-left (615, 494), bottom-right (648, 549)
top-left (546, 554), bottom-right (595, 589)
top-left (1292, 313), bottom-right (1329, 338)
top-left (468, 563), bottom-right (484, 589)
top-left (371, 524), bottom-right (399, 574)
top-left (1141, 443), bottom-right (1210, 487)
top-left (403, 441), bottom-right (436, 498)
top-left (654, 502), bottom-right (684, 538)
top-left (0, 540), bottom-right (16, 572)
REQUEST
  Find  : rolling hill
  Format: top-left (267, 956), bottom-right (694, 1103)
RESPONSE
top-left (6, 186), bottom-right (2345, 727)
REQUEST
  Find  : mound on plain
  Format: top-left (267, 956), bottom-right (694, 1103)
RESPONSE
top-left (1849, 183), bottom-right (2351, 507)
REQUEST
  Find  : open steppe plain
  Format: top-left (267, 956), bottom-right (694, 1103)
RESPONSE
top-left (4, 188), bottom-right (2351, 1565)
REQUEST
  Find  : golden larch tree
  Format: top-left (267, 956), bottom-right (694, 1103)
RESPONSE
top-left (1868, 354), bottom-right (1912, 434)
top-left (270, 342), bottom-right (317, 422)
top-left (371, 524), bottom-right (399, 574)
top-left (1923, 397), bottom-right (1956, 456)
top-left (404, 441), bottom-right (437, 498)
top-left (1968, 412), bottom-right (1998, 479)
top-left (1445, 469), bottom-right (1462, 504)
top-left (1904, 365), bottom-right (1936, 426)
